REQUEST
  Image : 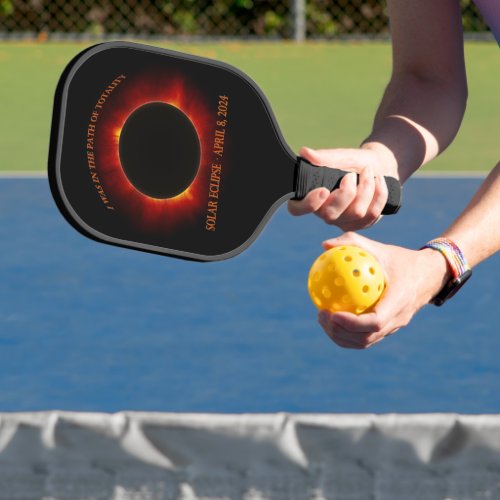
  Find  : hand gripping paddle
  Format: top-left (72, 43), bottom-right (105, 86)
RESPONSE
top-left (49, 41), bottom-right (401, 261)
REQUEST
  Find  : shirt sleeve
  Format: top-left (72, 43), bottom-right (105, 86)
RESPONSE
top-left (473, 0), bottom-right (500, 45)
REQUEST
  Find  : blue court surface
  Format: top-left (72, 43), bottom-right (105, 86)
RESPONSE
top-left (0, 176), bottom-right (498, 413)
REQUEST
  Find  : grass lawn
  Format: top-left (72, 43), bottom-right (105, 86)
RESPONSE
top-left (0, 40), bottom-right (497, 172)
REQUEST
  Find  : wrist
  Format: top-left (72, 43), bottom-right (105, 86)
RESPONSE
top-left (417, 248), bottom-right (453, 304)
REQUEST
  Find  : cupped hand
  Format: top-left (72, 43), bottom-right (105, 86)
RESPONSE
top-left (288, 146), bottom-right (398, 231)
top-left (316, 232), bottom-right (450, 349)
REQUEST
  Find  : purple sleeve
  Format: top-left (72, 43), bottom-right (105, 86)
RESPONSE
top-left (473, 0), bottom-right (500, 45)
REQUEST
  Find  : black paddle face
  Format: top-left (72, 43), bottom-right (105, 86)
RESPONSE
top-left (49, 42), bottom-right (295, 261)
top-left (119, 102), bottom-right (201, 199)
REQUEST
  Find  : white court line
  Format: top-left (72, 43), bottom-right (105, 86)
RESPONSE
top-left (0, 171), bottom-right (47, 178)
top-left (0, 170), bottom-right (488, 179)
top-left (414, 170), bottom-right (487, 178)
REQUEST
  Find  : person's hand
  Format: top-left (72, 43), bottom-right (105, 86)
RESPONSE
top-left (316, 232), bottom-right (451, 349)
top-left (288, 145), bottom-right (398, 231)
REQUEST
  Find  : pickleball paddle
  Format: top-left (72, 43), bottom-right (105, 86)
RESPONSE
top-left (49, 41), bottom-right (401, 261)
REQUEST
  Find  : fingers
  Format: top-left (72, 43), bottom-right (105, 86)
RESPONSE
top-left (289, 147), bottom-right (389, 230)
top-left (331, 311), bottom-right (385, 334)
top-left (315, 172), bottom-right (357, 223)
top-left (288, 147), bottom-right (333, 216)
top-left (367, 175), bottom-right (389, 221)
top-left (288, 188), bottom-right (330, 216)
top-left (318, 312), bottom-right (360, 348)
top-left (347, 164), bottom-right (376, 219)
top-left (299, 146), bottom-right (360, 169)
top-left (340, 173), bottom-right (388, 230)
top-left (330, 168), bottom-right (386, 231)
top-left (318, 312), bottom-right (383, 349)
top-left (318, 308), bottom-right (398, 349)
top-left (322, 231), bottom-right (377, 253)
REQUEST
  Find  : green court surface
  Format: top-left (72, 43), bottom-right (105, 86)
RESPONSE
top-left (0, 41), bottom-right (497, 173)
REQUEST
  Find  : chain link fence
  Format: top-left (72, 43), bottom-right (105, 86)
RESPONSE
top-left (0, 0), bottom-right (491, 40)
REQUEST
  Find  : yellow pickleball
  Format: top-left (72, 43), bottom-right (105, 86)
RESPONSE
top-left (308, 245), bottom-right (385, 314)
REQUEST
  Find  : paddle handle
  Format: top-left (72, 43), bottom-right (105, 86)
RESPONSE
top-left (293, 157), bottom-right (402, 215)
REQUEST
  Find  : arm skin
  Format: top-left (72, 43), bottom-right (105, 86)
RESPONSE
top-left (288, 0), bottom-right (468, 230)
top-left (318, 162), bottom-right (500, 349)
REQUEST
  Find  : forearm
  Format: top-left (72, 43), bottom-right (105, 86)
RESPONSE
top-left (441, 162), bottom-right (500, 267)
top-left (418, 162), bottom-right (500, 303)
top-left (361, 0), bottom-right (467, 183)
top-left (362, 73), bottom-right (467, 182)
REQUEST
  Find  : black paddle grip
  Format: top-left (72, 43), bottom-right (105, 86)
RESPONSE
top-left (293, 157), bottom-right (402, 215)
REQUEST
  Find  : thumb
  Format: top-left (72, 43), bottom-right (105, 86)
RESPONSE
top-left (321, 233), bottom-right (388, 271)
top-left (299, 146), bottom-right (325, 165)
top-left (299, 147), bottom-right (365, 170)
top-left (322, 231), bottom-right (368, 250)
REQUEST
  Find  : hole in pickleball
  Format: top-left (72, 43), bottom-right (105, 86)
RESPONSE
top-left (362, 285), bottom-right (369, 293)
top-left (119, 102), bottom-right (201, 199)
top-left (369, 267), bottom-right (376, 275)
top-left (313, 294), bottom-right (322, 307)
top-left (352, 269), bottom-right (360, 277)
top-left (344, 256), bottom-right (352, 262)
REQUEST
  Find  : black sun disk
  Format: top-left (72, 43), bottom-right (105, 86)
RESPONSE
top-left (118, 102), bottom-right (201, 199)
